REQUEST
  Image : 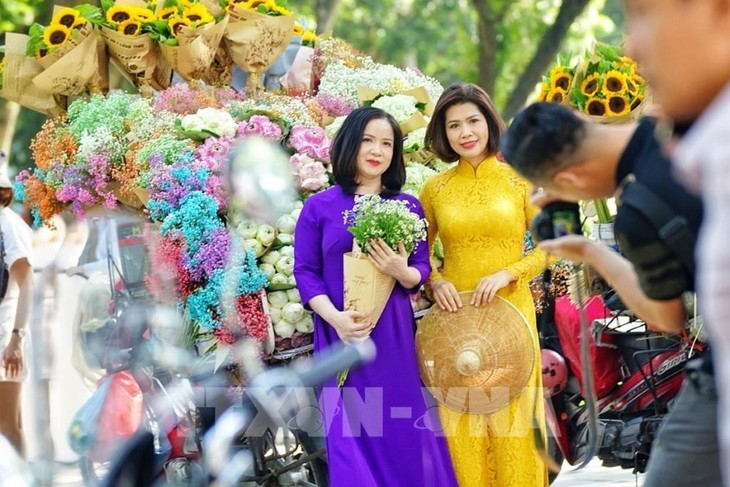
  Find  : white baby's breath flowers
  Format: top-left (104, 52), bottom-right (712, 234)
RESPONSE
top-left (372, 94), bottom-right (419, 123)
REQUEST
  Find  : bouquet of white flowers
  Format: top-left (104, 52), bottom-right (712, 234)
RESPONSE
top-left (341, 194), bottom-right (427, 327)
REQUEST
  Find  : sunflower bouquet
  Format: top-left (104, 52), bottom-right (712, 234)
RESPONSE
top-left (22, 5), bottom-right (107, 97)
top-left (0, 33), bottom-right (66, 116)
top-left (536, 57), bottom-right (574, 104)
top-left (569, 43), bottom-right (647, 121)
top-left (152, 0), bottom-right (230, 82)
top-left (97, 0), bottom-right (172, 93)
top-left (223, 0), bottom-right (295, 92)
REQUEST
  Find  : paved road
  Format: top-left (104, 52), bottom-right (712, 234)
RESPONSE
top-left (552, 459), bottom-right (645, 486)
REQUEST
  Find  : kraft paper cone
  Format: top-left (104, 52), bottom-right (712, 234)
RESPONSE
top-left (0, 33), bottom-right (66, 116)
top-left (37, 21), bottom-right (94, 70)
top-left (343, 253), bottom-right (396, 326)
top-left (159, 15), bottom-right (229, 81)
top-left (399, 110), bottom-right (428, 136)
top-left (106, 182), bottom-right (145, 209)
top-left (32, 27), bottom-right (104, 97)
top-left (404, 147), bottom-right (435, 165)
top-left (224, 8), bottom-right (295, 81)
top-left (357, 85), bottom-right (435, 116)
top-left (101, 26), bottom-right (172, 92)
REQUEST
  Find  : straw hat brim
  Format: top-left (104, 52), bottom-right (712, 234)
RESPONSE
top-left (415, 292), bottom-right (536, 414)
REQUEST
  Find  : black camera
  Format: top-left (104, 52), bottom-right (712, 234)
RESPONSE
top-left (531, 201), bottom-right (582, 242)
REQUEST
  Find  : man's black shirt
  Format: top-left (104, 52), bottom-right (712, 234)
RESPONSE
top-left (613, 117), bottom-right (704, 301)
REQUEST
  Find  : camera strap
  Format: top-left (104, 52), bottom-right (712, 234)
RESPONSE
top-left (618, 177), bottom-right (696, 276)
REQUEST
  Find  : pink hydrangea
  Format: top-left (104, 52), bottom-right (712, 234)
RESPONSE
top-left (289, 153), bottom-right (316, 172)
top-left (197, 135), bottom-right (234, 171)
top-left (288, 126), bottom-right (331, 163)
top-left (297, 160), bottom-right (329, 193)
top-left (237, 115), bottom-right (283, 141)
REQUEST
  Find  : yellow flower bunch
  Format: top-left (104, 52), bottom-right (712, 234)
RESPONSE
top-left (570, 44), bottom-right (647, 118)
top-left (228, 0), bottom-right (292, 16)
top-left (149, 0), bottom-right (218, 43)
top-left (26, 6), bottom-right (94, 59)
top-left (103, 4), bottom-right (157, 36)
top-left (293, 22), bottom-right (317, 47)
top-left (536, 59), bottom-right (574, 104)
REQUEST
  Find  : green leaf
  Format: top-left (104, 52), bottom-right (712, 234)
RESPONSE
top-left (75, 4), bottom-right (104, 25)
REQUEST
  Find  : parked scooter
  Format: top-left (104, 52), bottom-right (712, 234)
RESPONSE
top-left (540, 293), bottom-right (704, 483)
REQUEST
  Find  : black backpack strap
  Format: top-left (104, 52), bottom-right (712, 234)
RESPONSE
top-left (618, 177), bottom-right (696, 276)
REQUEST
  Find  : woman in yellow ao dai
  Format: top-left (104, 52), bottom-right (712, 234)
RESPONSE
top-left (419, 83), bottom-right (549, 486)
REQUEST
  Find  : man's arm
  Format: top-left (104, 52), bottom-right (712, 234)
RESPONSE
top-left (540, 236), bottom-right (686, 334)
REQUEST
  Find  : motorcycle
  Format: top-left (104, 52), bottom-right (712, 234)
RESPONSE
top-left (540, 293), bottom-right (704, 483)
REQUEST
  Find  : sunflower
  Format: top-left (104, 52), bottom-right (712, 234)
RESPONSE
top-left (34, 47), bottom-right (49, 60)
top-left (271, 4), bottom-right (292, 15)
top-left (586, 98), bottom-right (608, 117)
top-left (602, 70), bottom-right (627, 96)
top-left (51, 8), bottom-right (81, 29)
top-left (302, 30), bottom-right (317, 45)
top-left (536, 89), bottom-right (548, 103)
top-left (547, 88), bottom-right (566, 104)
top-left (631, 95), bottom-right (645, 111)
top-left (43, 24), bottom-right (72, 48)
top-left (247, 0), bottom-right (269, 8)
top-left (626, 78), bottom-right (639, 96)
top-left (131, 7), bottom-right (156, 23)
top-left (549, 67), bottom-right (572, 91)
top-left (631, 73), bottom-right (646, 88)
top-left (183, 4), bottom-right (214, 25)
top-left (118, 19), bottom-right (142, 36)
top-left (169, 17), bottom-right (193, 36)
top-left (580, 74), bottom-right (600, 97)
top-left (158, 6), bottom-right (178, 21)
top-left (293, 22), bottom-right (304, 36)
top-left (607, 96), bottom-right (630, 117)
top-left (106, 5), bottom-right (135, 25)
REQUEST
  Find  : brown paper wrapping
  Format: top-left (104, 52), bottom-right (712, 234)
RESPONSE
top-left (569, 41), bottom-right (647, 125)
top-left (33, 26), bottom-right (108, 97)
top-left (357, 85), bottom-right (435, 116)
top-left (0, 33), bottom-right (66, 116)
top-left (224, 8), bottom-right (294, 89)
top-left (101, 0), bottom-right (172, 95)
top-left (343, 252), bottom-right (396, 326)
top-left (399, 110), bottom-right (428, 136)
top-left (159, 15), bottom-right (229, 82)
top-left (404, 147), bottom-right (435, 165)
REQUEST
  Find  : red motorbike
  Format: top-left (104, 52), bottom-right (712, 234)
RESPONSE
top-left (540, 294), bottom-right (704, 482)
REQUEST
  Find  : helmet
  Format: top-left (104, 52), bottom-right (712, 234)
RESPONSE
top-left (541, 349), bottom-right (568, 397)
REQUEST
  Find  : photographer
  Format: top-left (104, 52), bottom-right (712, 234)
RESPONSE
top-left (499, 102), bottom-right (720, 486)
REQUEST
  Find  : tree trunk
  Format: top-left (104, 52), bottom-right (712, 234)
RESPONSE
top-left (1, 102), bottom-right (21, 158)
top-left (470, 1), bottom-right (498, 95)
top-left (502, 0), bottom-right (591, 120)
top-left (315, 0), bottom-right (343, 35)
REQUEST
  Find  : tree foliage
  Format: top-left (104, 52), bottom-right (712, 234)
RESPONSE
top-left (291, 0), bottom-right (618, 119)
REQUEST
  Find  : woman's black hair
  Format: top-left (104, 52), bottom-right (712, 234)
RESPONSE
top-left (330, 107), bottom-right (406, 195)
